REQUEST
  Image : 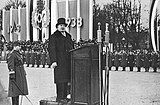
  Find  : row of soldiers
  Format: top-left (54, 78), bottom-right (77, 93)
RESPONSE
top-left (22, 48), bottom-right (51, 68)
top-left (3, 40), bottom-right (51, 67)
top-left (3, 40), bottom-right (160, 71)
top-left (22, 48), bottom-right (160, 71)
top-left (5, 40), bottom-right (48, 52)
top-left (106, 49), bottom-right (160, 72)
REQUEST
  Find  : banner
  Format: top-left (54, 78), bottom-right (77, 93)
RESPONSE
top-left (19, 8), bottom-right (27, 41)
top-left (3, 10), bottom-right (10, 42)
top-left (10, 9), bottom-right (19, 41)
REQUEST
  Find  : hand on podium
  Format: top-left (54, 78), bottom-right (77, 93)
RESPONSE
top-left (51, 62), bottom-right (57, 69)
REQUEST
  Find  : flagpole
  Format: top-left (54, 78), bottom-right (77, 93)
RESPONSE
top-left (104, 23), bottom-right (110, 105)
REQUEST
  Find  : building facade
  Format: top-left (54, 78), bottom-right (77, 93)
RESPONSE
top-left (2, 0), bottom-right (93, 42)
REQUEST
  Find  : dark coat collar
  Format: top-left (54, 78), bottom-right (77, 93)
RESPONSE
top-left (54, 30), bottom-right (70, 37)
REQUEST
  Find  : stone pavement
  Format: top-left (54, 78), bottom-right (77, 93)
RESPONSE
top-left (0, 62), bottom-right (160, 105)
top-left (0, 63), bottom-right (56, 105)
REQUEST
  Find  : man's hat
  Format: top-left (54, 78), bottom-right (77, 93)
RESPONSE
top-left (56, 18), bottom-right (67, 28)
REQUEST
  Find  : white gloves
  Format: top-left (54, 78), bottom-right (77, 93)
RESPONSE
top-left (51, 62), bottom-right (57, 69)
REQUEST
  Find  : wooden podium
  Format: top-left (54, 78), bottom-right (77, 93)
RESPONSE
top-left (70, 45), bottom-right (100, 105)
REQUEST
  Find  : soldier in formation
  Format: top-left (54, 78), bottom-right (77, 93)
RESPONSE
top-left (3, 39), bottom-right (160, 72)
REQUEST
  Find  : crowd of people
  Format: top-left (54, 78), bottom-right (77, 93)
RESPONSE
top-left (106, 49), bottom-right (160, 72)
top-left (1, 39), bottom-right (160, 73)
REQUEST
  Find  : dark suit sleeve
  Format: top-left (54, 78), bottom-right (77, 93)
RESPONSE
top-left (67, 33), bottom-right (74, 49)
top-left (7, 53), bottom-right (15, 72)
top-left (48, 35), bottom-right (57, 64)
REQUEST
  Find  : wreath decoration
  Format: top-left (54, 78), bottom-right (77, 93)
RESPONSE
top-left (32, 7), bottom-right (50, 30)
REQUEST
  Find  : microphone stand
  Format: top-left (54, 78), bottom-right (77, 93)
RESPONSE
top-left (104, 23), bottom-right (110, 105)
top-left (97, 22), bottom-right (103, 105)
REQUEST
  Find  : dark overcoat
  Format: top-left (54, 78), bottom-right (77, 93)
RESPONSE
top-left (48, 30), bottom-right (74, 83)
top-left (25, 50), bottom-right (30, 65)
top-left (114, 53), bottom-right (120, 67)
top-left (108, 52), bottom-right (113, 67)
top-left (30, 50), bottom-right (36, 65)
top-left (46, 52), bottom-right (51, 66)
top-left (36, 51), bottom-right (41, 66)
top-left (41, 51), bottom-right (46, 66)
top-left (121, 53), bottom-right (128, 67)
top-left (143, 53), bottom-right (150, 68)
top-left (127, 53), bottom-right (135, 67)
top-left (135, 53), bottom-right (142, 67)
top-left (151, 53), bottom-right (158, 68)
top-left (7, 50), bottom-right (28, 97)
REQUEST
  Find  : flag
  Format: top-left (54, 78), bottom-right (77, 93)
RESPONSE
top-left (3, 10), bottom-right (10, 42)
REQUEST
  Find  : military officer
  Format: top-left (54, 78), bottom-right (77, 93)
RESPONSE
top-left (114, 51), bottom-right (120, 71)
top-left (25, 48), bottom-right (30, 67)
top-left (30, 49), bottom-right (35, 67)
top-left (41, 49), bottom-right (46, 68)
top-left (128, 51), bottom-right (135, 71)
top-left (135, 50), bottom-right (143, 72)
top-left (108, 51), bottom-right (113, 70)
top-left (36, 50), bottom-right (41, 68)
top-left (120, 50), bottom-right (128, 71)
top-left (151, 51), bottom-right (158, 72)
top-left (142, 50), bottom-right (150, 72)
top-left (7, 41), bottom-right (28, 105)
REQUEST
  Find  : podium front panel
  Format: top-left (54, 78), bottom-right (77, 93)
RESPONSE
top-left (71, 45), bottom-right (99, 105)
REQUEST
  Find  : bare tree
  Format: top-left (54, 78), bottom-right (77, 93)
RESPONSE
top-left (4, 0), bottom-right (26, 10)
top-left (93, 0), bottom-right (148, 49)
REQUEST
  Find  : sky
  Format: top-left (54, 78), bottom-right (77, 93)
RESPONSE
top-left (0, 0), bottom-right (8, 9)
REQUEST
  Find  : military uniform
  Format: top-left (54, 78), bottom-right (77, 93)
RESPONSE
top-left (7, 50), bottom-right (28, 105)
top-left (25, 49), bottom-right (30, 67)
top-left (128, 51), bottom-right (135, 71)
top-left (41, 50), bottom-right (46, 68)
top-left (135, 51), bottom-right (142, 72)
top-left (30, 50), bottom-right (35, 67)
top-left (46, 51), bottom-right (51, 68)
top-left (36, 51), bottom-right (41, 67)
top-left (120, 51), bottom-right (128, 71)
top-left (108, 52), bottom-right (113, 70)
top-left (114, 51), bottom-right (120, 71)
top-left (142, 51), bottom-right (150, 72)
top-left (151, 52), bottom-right (158, 72)
top-left (21, 50), bottom-right (25, 63)
top-left (157, 52), bottom-right (160, 69)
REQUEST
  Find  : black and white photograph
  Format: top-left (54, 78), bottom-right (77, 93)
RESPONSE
top-left (0, 0), bottom-right (160, 105)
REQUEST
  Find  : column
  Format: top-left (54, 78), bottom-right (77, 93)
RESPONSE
top-left (2, 9), bottom-right (5, 41)
top-left (33, 0), bottom-right (38, 41)
top-left (26, 0), bottom-right (30, 41)
top-left (89, 0), bottom-right (93, 40)
top-left (77, 0), bottom-right (80, 42)
top-left (51, 0), bottom-right (58, 34)
top-left (66, 0), bottom-right (69, 32)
